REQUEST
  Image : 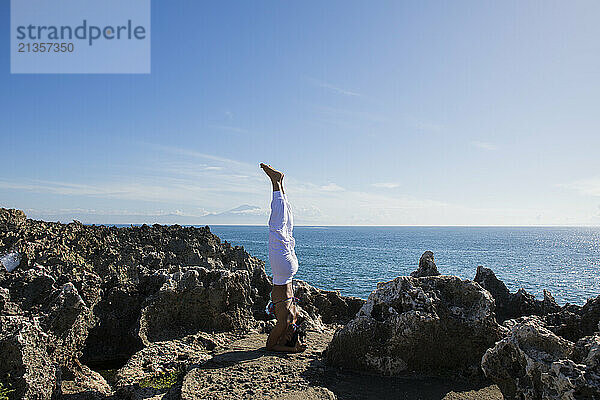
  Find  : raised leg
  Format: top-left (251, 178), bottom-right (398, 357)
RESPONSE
top-left (260, 163), bottom-right (284, 193)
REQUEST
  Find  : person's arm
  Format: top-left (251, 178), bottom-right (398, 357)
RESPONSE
top-left (266, 322), bottom-right (306, 352)
top-left (266, 321), bottom-right (286, 351)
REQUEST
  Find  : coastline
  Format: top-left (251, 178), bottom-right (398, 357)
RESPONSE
top-left (1, 208), bottom-right (598, 399)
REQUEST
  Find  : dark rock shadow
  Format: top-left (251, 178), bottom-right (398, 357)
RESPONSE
top-left (301, 357), bottom-right (496, 400)
top-left (61, 390), bottom-right (108, 400)
top-left (198, 348), bottom-right (266, 370)
top-left (113, 383), bottom-right (182, 400)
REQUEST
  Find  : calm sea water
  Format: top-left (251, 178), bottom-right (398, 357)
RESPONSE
top-left (208, 226), bottom-right (600, 305)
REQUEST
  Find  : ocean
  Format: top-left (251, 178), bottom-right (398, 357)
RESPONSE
top-left (208, 225), bottom-right (600, 305)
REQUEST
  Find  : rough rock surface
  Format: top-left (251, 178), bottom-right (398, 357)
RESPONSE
top-left (581, 296), bottom-right (600, 338)
top-left (482, 317), bottom-right (600, 399)
top-left (474, 265), bottom-right (560, 322)
top-left (82, 284), bottom-right (146, 367)
top-left (61, 362), bottom-right (112, 400)
top-left (137, 267), bottom-right (255, 344)
top-left (0, 207), bottom-right (587, 399)
top-left (293, 280), bottom-right (365, 331)
top-left (0, 208), bottom-right (375, 399)
top-left (0, 264), bottom-right (103, 391)
top-left (0, 316), bottom-right (61, 400)
top-left (0, 208), bottom-right (271, 399)
top-left (179, 330), bottom-right (501, 400)
top-left (0, 208), bottom-right (26, 233)
top-left (410, 251), bottom-right (440, 278)
top-left (0, 286), bottom-right (8, 311)
top-left (540, 308), bottom-right (585, 342)
top-left (532, 295), bottom-right (600, 343)
top-left (114, 332), bottom-right (217, 399)
top-left (326, 275), bottom-right (504, 377)
top-left (43, 282), bottom-right (96, 369)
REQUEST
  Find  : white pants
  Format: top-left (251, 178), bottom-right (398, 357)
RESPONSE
top-left (268, 191), bottom-right (298, 285)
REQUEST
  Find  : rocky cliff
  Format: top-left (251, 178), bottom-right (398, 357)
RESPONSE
top-left (1, 209), bottom-right (598, 399)
top-left (325, 251), bottom-right (600, 397)
top-left (0, 208), bottom-right (363, 399)
top-left (326, 275), bottom-right (504, 378)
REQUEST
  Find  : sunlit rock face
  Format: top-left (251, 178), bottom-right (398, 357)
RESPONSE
top-left (0, 315), bottom-right (61, 400)
top-left (326, 275), bottom-right (504, 378)
top-left (0, 207), bottom-right (272, 399)
top-left (482, 317), bottom-right (600, 400)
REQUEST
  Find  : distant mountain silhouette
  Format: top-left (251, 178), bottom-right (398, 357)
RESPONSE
top-left (201, 204), bottom-right (267, 224)
top-left (34, 205), bottom-right (269, 225)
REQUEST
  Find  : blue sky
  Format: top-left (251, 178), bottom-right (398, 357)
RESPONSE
top-left (1, 1), bottom-right (599, 225)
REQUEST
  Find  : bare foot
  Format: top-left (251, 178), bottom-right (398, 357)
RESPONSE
top-left (260, 163), bottom-right (284, 182)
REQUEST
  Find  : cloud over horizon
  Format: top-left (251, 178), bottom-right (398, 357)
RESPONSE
top-left (1, 143), bottom-right (599, 227)
top-left (372, 182), bottom-right (400, 189)
top-left (559, 178), bottom-right (600, 197)
top-left (470, 141), bottom-right (498, 151)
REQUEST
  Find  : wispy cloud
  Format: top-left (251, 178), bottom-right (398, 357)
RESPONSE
top-left (371, 182), bottom-right (400, 189)
top-left (0, 143), bottom-right (265, 208)
top-left (307, 77), bottom-right (360, 97)
top-left (6, 143), bottom-right (564, 225)
top-left (0, 144), bottom-right (453, 225)
top-left (470, 141), bottom-right (498, 151)
top-left (224, 205), bottom-right (268, 216)
top-left (0, 179), bottom-right (256, 202)
top-left (24, 207), bottom-right (211, 218)
top-left (293, 205), bottom-right (323, 220)
top-left (559, 178), bottom-right (600, 197)
top-left (144, 143), bottom-right (258, 171)
top-left (320, 183), bottom-right (345, 192)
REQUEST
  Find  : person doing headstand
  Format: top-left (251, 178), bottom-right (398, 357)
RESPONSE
top-left (260, 163), bottom-right (307, 353)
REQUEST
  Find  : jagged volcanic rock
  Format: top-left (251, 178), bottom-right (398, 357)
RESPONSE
top-left (0, 287), bottom-right (8, 312)
top-left (410, 251), bottom-right (440, 278)
top-left (115, 332), bottom-right (216, 399)
top-left (537, 294), bottom-right (600, 344)
top-left (60, 362), bottom-right (112, 400)
top-left (0, 315), bottom-right (61, 400)
top-left (42, 282), bottom-right (97, 370)
top-left (0, 208), bottom-right (26, 234)
top-left (293, 280), bottom-right (365, 329)
top-left (0, 208), bottom-right (272, 398)
top-left (326, 275), bottom-right (504, 378)
top-left (541, 309), bottom-right (584, 342)
top-left (474, 265), bottom-right (560, 322)
top-left (137, 267), bottom-right (256, 344)
top-left (482, 317), bottom-right (600, 399)
top-left (581, 296), bottom-right (600, 338)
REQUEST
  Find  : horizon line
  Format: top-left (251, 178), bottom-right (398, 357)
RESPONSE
top-left (19, 215), bottom-right (600, 228)
top-left (92, 223), bottom-right (600, 228)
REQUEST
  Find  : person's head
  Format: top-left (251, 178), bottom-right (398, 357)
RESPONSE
top-left (284, 322), bottom-right (296, 342)
top-left (284, 323), bottom-right (298, 347)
